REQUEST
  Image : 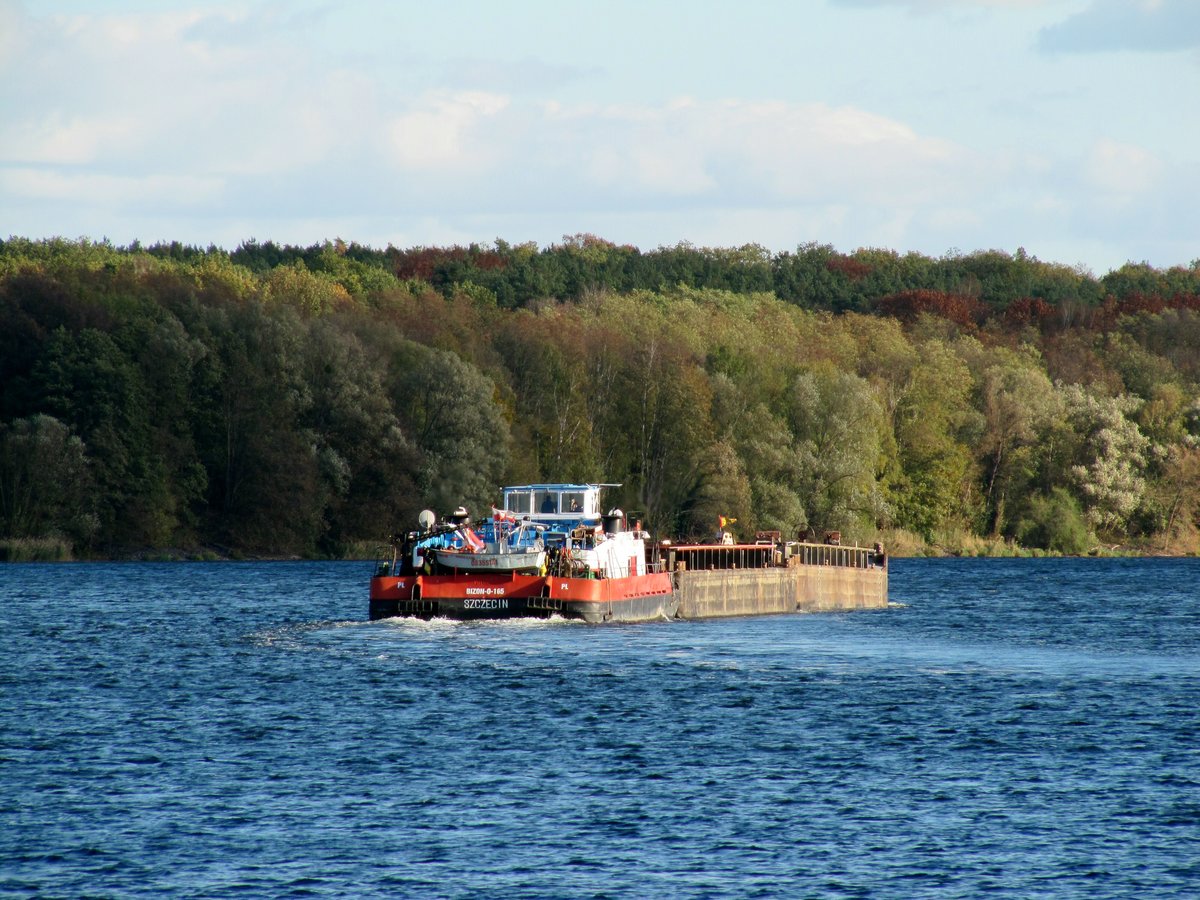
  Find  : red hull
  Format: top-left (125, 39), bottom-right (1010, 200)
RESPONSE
top-left (369, 571), bottom-right (675, 623)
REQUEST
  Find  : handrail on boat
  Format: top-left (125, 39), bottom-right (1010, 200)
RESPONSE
top-left (657, 541), bottom-right (884, 572)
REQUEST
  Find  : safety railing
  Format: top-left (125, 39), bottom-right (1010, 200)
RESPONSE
top-left (789, 542), bottom-right (884, 569)
top-left (659, 543), bottom-right (777, 572)
top-left (658, 541), bottom-right (885, 572)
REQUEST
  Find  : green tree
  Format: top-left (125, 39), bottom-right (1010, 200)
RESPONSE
top-left (971, 350), bottom-right (1058, 536)
top-left (1015, 488), bottom-right (1093, 554)
top-left (1058, 384), bottom-right (1149, 533)
top-left (788, 368), bottom-right (888, 536)
top-left (0, 415), bottom-right (97, 546)
top-left (712, 376), bottom-right (807, 539)
top-left (389, 343), bottom-right (511, 517)
top-left (301, 319), bottom-right (417, 550)
top-left (193, 302), bottom-right (324, 553)
top-left (493, 309), bottom-right (599, 482)
top-left (115, 312), bottom-right (210, 542)
top-left (262, 261), bottom-right (353, 316)
top-left (31, 327), bottom-right (174, 548)
top-left (888, 340), bottom-right (979, 538)
top-left (580, 293), bottom-right (714, 531)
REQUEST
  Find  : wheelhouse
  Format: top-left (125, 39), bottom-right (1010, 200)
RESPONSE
top-left (502, 483), bottom-right (614, 521)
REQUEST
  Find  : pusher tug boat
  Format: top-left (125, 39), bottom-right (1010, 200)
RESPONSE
top-left (369, 483), bottom-right (890, 624)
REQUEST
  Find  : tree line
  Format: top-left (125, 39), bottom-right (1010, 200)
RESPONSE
top-left (2, 236), bottom-right (1199, 559)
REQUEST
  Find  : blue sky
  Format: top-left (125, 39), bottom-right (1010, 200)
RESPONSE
top-left (2, 0), bottom-right (1198, 275)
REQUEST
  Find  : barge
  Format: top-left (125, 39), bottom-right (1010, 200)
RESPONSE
top-left (370, 483), bottom-right (887, 623)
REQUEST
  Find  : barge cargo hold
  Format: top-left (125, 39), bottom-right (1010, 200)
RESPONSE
top-left (370, 483), bottom-right (887, 623)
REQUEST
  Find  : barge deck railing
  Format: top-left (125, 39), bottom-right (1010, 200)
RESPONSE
top-left (660, 541), bottom-right (885, 573)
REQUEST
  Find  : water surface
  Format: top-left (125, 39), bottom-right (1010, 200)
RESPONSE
top-left (2, 558), bottom-right (1198, 898)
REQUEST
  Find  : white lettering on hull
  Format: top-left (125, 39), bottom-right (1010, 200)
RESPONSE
top-left (462, 598), bottom-right (510, 610)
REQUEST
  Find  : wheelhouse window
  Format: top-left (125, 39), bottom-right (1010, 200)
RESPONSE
top-left (562, 492), bottom-right (585, 514)
top-left (534, 490), bottom-right (559, 514)
top-left (505, 490), bottom-right (532, 515)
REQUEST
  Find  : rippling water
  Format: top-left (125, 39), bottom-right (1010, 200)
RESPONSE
top-left (2, 558), bottom-right (1199, 898)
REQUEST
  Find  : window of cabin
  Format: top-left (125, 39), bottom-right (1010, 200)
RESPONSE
top-left (534, 490), bottom-right (558, 514)
top-left (562, 492), bottom-right (585, 514)
top-left (506, 490), bottom-right (532, 515)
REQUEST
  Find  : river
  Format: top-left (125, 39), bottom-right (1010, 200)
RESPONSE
top-left (2, 557), bottom-right (1198, 898)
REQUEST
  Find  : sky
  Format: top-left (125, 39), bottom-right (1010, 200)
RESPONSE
top-left (2, 0), bottom-right (1199, 275)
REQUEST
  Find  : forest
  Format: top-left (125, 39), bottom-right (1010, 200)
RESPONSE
top-left (2, 234), bottom-right (1199, 560)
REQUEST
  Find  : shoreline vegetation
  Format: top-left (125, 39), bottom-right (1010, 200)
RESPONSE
top-left (1, 534), bottom-right (1187, 564)
top-left (2, 235), bottom-right (1199, 562)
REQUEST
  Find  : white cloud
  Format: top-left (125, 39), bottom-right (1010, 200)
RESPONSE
top-left (0, 0), bottom-right (27, 65)
top-left (1083, 139), bottom-right (1164, 198)
top-left (0, 116), bottom-right (140, 165)
top-left (2, 0), bottom-right (1195, 274)
top-left (2, 166), bottom-right (223, 209)
top-left (388, 92), bottom-right (511, 171)
top-left (0, 5), bottom-right (382, 180)
top-left (564, 99), bottom-right (969, 211)
top-left (585, 141), bottom-right (716, 197)
top-left (0, 5), bottom-right (981, 214)
top-left (439, 55), bottom-right (596, 95)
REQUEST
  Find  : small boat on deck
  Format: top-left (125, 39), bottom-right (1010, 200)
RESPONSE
top-left (431, 546), bottom-right (548, 575)
top-left (431, 512), bottom-right (548, 574)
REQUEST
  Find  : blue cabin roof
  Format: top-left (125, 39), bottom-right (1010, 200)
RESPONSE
top-left (502, 483), bottom-right (615, 492)
top-left (498, 483), bottom-right (622, 531)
